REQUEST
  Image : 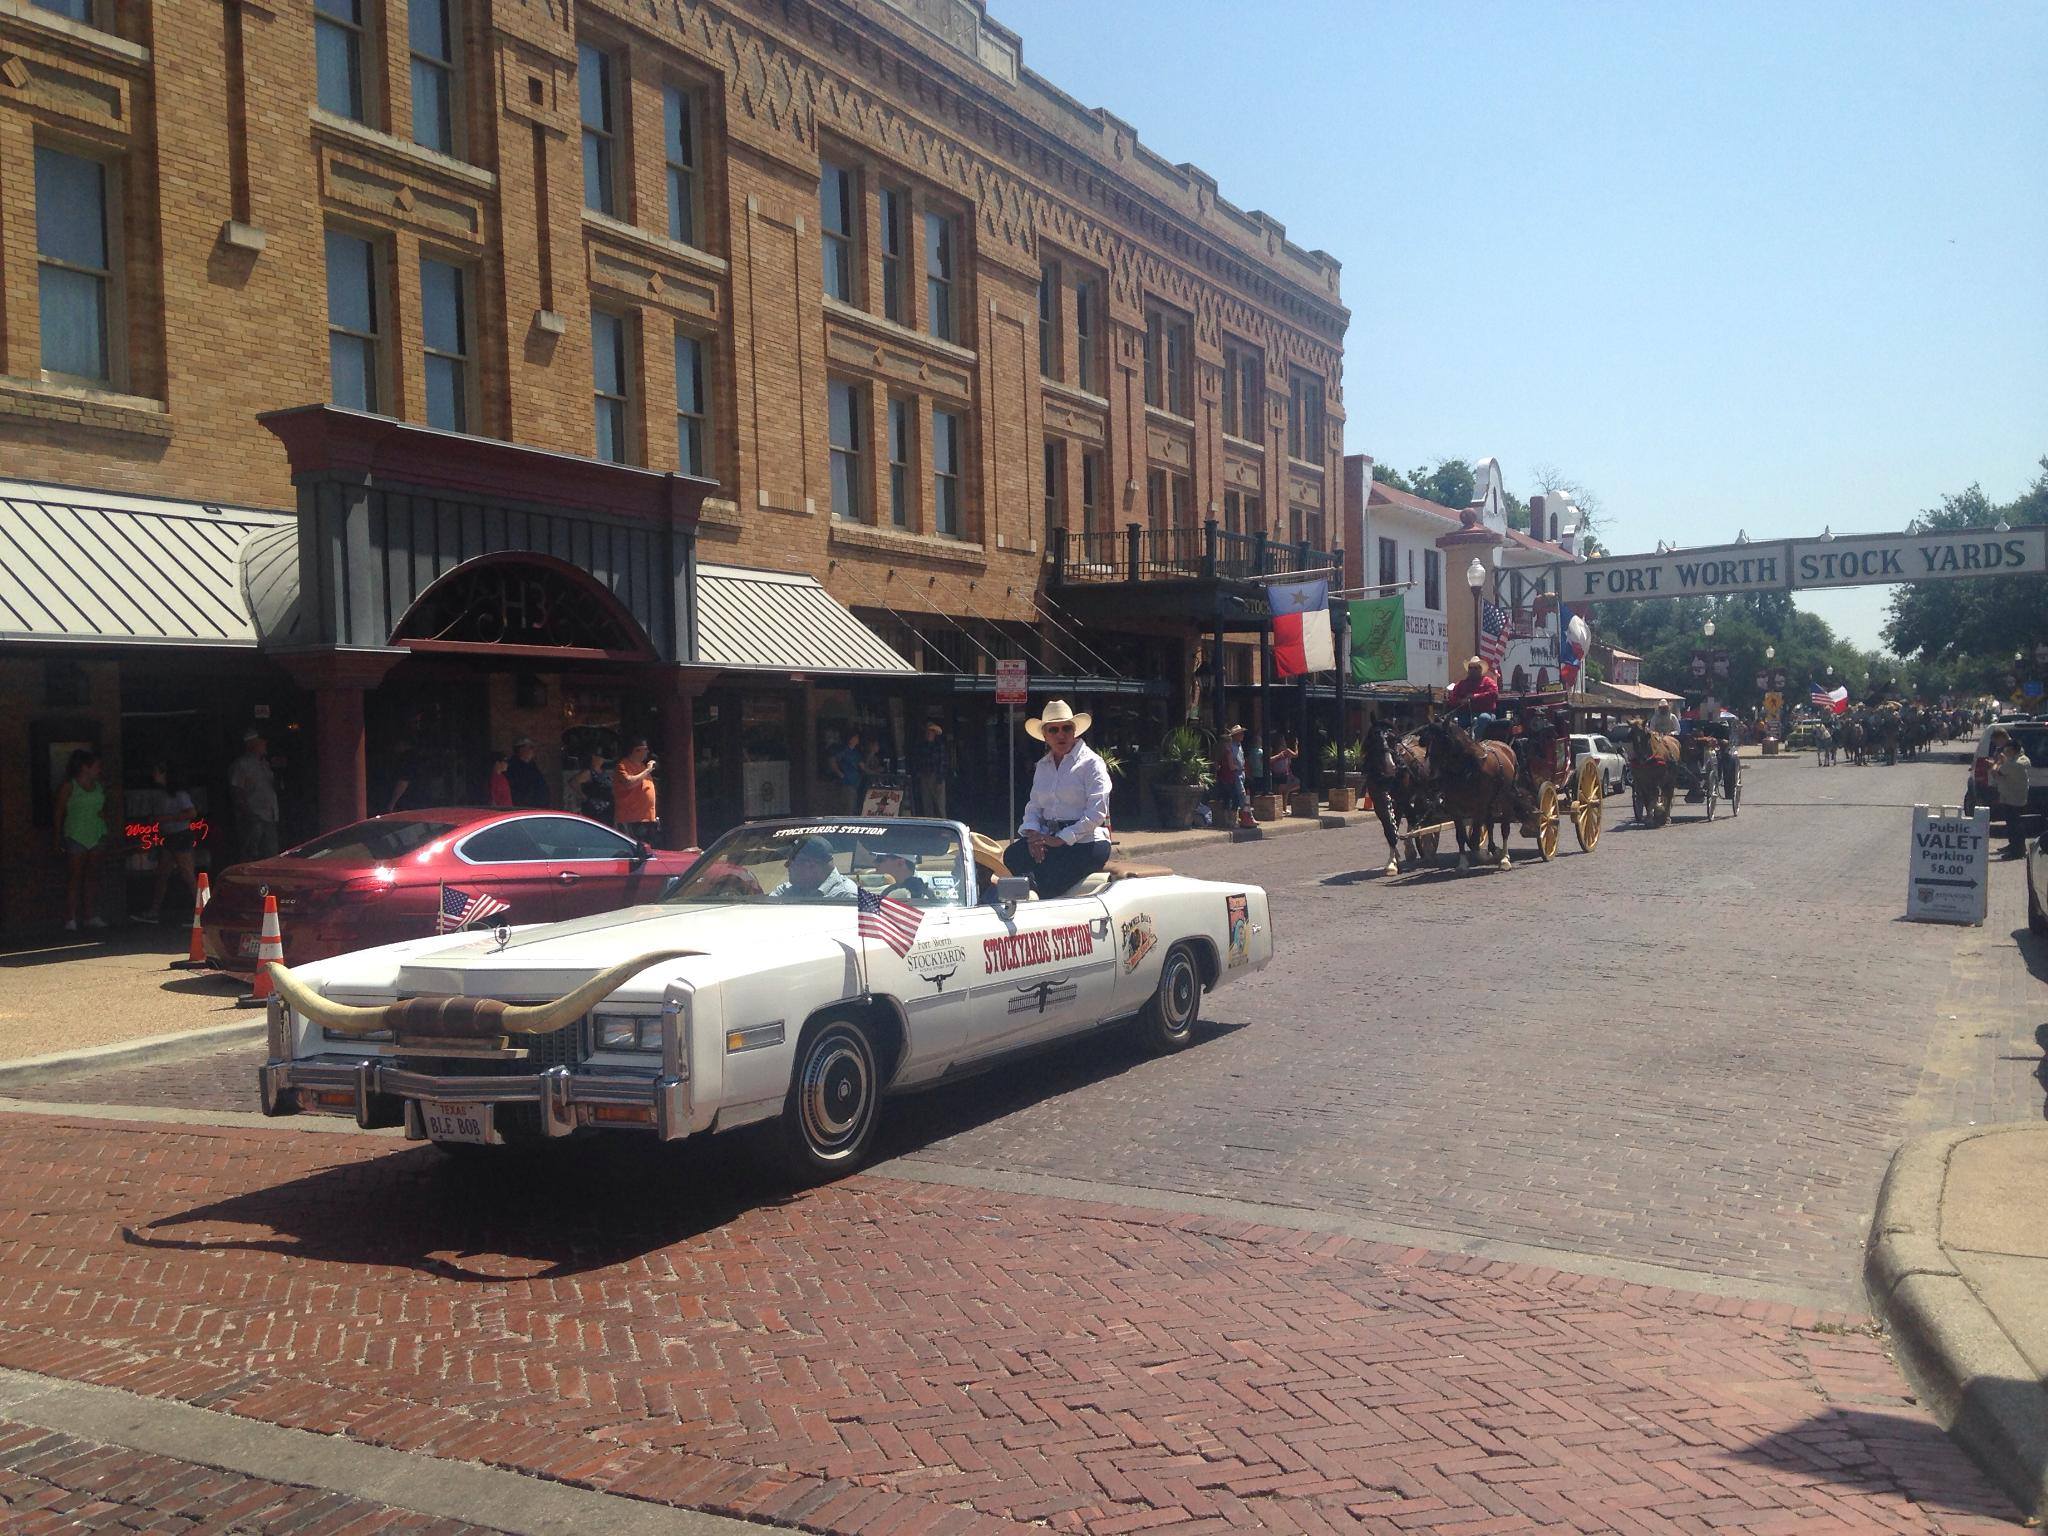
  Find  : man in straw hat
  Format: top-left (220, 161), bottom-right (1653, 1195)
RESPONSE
top-left (1004, 700), bottom-right (1113, 899)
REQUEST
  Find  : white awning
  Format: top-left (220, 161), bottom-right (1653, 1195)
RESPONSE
top-left (695, 563), bottom-right (914, 675)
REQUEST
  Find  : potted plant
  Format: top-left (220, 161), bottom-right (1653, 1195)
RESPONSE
top-left (1319, 740), bottom-right (1364, 812)
top-left (1151, 723), bottom-right (1215, 829)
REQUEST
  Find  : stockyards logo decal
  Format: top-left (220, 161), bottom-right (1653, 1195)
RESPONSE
top-left (1120, 913), bottom-right (1158, 973)
top-left (904, 938), bottom-right (966, 992)
top-left (1008, 976), bottom-right (1079, 1015)
top-left (982, 923), bottom-right (1095, 975)
top-left (1226, 894), bottom-right (1250, 969)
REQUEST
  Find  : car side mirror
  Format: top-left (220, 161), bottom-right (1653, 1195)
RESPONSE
top-left (991, 875), bottom-right (1031, 919)
top-left (632, 841), bottom-right (652, 866)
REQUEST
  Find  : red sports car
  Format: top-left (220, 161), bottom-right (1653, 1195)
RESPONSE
top-left (203, 809), bottom-right (699, 975)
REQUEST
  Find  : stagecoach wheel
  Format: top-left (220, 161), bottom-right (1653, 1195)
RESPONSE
top-left (1703, 771), bottom-right (1718, 820)
top-left (1535, 781), bottom-right (1560, 861)
top-left (1574, 789), bottom-right (1603, 852)
top-left (1730, 764), bottom-right (1743, 816)
top-left (778, 1015), bottom-right (881, 1182)
top-left (1139, 943), bottom-right (1204, 1054)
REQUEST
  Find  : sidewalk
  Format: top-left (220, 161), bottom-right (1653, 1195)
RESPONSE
top-left (0, 929), bottom-right (251, 1068)
top-left (1867, 1120), bottom-right (2048, 1520)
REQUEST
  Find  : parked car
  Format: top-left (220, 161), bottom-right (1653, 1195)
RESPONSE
top-left (2029, 827), bottom-right (2047, 936)
top-left (204, 809), bottom-right (699, 975)
top-left (1962, 720), bottom-right (2048, 816)
top-left (1787, 720), bottom-right (1828, 750)
top-left (256, 816), bottom-right (1273, 1178)
top-left (1570, 733), bottom-right (1627, 795)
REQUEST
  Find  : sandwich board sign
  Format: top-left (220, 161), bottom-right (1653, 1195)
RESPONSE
top-left (1905, 804), bottom-right (1989, 925)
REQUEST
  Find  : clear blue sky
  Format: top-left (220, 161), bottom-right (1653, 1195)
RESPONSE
top-left (1007, 0), bottom-right (2048, 649)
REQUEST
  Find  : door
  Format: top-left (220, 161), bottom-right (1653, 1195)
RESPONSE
top-left (448, 817), bottom-right (566, 926)
top-left (521, 814), bottom-right (663, 917)
top-left (950, 893), bottom-right (1116, 1059)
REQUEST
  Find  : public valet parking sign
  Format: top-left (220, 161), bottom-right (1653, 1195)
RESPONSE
top-left (1569, 526), bottom-right (2048, 603)
top-left (1906, 805), bottom-right (1991, 926)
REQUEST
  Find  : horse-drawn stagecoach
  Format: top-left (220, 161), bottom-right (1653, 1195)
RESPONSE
top-left (1364, 693), bottom-right (1602, 872)
top-left (1626, 720), bottom-right (1741, 826)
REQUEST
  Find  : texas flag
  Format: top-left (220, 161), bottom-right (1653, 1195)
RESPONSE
top-left (1268, 578), bottom-right (1334, 677)
top-left (1810, 683), bottom-right (1850, 715)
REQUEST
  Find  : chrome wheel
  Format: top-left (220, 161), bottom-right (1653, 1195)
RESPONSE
top-left (781, 1018), bottom-right (879, 1179)
top-left (1140, 943), bottom-right (1202, 1053)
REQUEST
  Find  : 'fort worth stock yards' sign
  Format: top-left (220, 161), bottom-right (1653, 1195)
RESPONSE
top-left (1569, 526), bottom-right (2048, 603)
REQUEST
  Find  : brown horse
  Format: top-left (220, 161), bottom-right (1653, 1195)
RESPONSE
top-left (1410, 719), bottom-right (1532, 869)
top-left (1363, 718), bottom-right (1440, 874)
top-left (1624, 721), bottom-right (1682, 825)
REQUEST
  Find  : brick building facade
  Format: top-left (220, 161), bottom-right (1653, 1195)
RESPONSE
top-left (0, 0), bottom-right (1346, 930)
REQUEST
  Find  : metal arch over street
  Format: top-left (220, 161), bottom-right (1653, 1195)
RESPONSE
top-left (1565, 525), bottom-right (2048, 603)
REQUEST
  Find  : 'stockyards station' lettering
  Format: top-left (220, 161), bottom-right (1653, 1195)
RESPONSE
top-left (983, 923), bottom-right (1096, 974)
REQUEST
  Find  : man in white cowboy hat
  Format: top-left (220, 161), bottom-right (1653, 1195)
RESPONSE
top-left (1004, 700), bottom-right (1114, 899)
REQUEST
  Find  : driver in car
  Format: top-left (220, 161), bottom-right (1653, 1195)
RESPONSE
top-left (771, 835), bottom-right (858, 901)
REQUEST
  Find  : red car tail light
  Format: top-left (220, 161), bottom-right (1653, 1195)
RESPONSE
top-left (338, 868), bottom-right (399, 896)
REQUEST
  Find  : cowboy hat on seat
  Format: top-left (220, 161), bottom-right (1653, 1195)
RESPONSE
top-left (1024, 699), bottom-right (1092, 741)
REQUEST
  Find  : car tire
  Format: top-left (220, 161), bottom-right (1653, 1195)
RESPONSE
top-left (778, 1015), bottom-right (880, 1182)
top-left (2030, 869), bottom-right (2047, 936)
top-left (1962, 792), bottom-right (1976, 817)
top-left (1138, 942), bottom-right (1203, 1054)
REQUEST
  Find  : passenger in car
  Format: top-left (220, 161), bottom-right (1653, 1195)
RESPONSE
top-left (771, 836), bottom-right (858, 901)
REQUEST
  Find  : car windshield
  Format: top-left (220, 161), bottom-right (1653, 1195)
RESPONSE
top-left (286, 819), bottom-right (460, 862)
top-left (666, 820), bottom-right (970, 908)
top-left (1989, 727), bottom-right (2048, 761)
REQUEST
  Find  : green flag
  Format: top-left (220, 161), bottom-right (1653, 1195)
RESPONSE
top-left (1348, 596), bottom-right (1407, 683)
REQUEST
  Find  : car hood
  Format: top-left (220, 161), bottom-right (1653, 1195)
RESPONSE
top-left (325, 901), bottom-right (870, 1001)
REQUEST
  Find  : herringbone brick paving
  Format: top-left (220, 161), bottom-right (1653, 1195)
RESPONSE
top-left (0, 1116), bottom-right (2018, 1532)
top-left (0, 1420), bottom-right (506, 1534)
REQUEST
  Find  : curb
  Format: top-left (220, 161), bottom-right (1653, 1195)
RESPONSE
top-left (1865, 1124), bottom-right (2048, 1521)
top-left (0, 1018), bottom-right (267, 1091)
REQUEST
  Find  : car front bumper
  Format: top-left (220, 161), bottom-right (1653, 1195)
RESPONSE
top-left (259, 1054), bottom-right (693, 1142)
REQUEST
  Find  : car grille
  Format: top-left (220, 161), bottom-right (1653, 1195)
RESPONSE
top-left (528, 1020), bottom-right (587, 1070)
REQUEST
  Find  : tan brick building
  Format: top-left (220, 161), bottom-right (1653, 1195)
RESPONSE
top-left (0, 0), bottom-right (1346, 931)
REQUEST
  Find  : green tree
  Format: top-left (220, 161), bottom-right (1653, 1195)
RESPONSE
top-left (1883, 458), bottom-right (2048, 684)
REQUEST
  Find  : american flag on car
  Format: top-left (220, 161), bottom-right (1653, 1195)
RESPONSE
top-left (437, 884), bottom-right (509, 933)
top-left (856, 887), bottom-right (924, 957)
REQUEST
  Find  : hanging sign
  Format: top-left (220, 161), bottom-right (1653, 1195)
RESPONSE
top-left (1905, 805), bottom-right (1990, 926)
top-left (1570, 527), bottom-right (2048, 603)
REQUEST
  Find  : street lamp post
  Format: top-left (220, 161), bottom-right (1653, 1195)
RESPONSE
top-left (1466, 557), bottom-right (1486, 663)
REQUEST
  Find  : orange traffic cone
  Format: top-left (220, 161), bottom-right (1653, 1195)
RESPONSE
top-left (239, 892), bottom-right (282, 1007)
top-left (174, 872), bottom-right (211, 968)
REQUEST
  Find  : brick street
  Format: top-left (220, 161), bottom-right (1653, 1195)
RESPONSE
top-left (2, 752), bottom-right (2039, 1530)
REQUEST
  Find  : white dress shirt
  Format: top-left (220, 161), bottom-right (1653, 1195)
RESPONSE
top-left (1019, 740), bottom-right (1112, 844)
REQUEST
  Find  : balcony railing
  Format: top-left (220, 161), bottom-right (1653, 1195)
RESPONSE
top-left (1052, 521), bottom-right (1334, 585)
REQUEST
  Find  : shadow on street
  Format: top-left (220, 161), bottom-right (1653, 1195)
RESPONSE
top-left (121, 1014), bottom-right (1244, 1281)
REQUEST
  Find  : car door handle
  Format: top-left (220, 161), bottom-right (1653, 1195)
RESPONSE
top-left (557, 871), bottom-right (580, 884)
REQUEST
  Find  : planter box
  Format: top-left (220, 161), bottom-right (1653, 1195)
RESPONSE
top-left (1152, 784), bottom-right (1206, 830)
top-left (1251, 793), bottom-right (1283, 822)
top-left (1327, 787), bottom-right (1358, 812)
top-left (1289, 790), bottom-right (1321, 818)
top-left (1762, 740), bottom-right (1780, 756)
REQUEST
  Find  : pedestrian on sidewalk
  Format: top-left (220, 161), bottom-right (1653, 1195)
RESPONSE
top-left (1217, 725), bottom-right (1251, 827)
top-left (831, 730), bottom-right (864, 812)
top-left (134, 761), bottom-right (197, 924)
top-left (230, 728), bottom-right (279, 860)
top-left (565, 749), bottom-right (613, 823)
top-left (485, 749), bottom-right (514, 808)
top-left (1269, 733), bottom-right (1298, 794)
top-left (54, 748), bottom-right (109, 932)
top-left (913, 721), bottom-right (949, 818)
top-left (1989, 730), bottom-right (2031, 858)
top-left (613, 738), bottom-right (660, 846)
top-left (505, 738), bottom-right (549, 808)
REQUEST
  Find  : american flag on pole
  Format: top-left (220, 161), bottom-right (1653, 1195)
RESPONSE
top-left (1479, 603), bottom-right (1510, 670)
top-left (438, 883), bottom-right (510, 933)
top-left (1810, 682), bottom-right (1850, 715)
top-left (856, 887), bottom-right (925, 957)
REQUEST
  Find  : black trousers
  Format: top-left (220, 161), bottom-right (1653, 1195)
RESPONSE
top-left (1002, 835), bottom-right (1111, 899)
top-left (1998, 804), bottom-right (2028, 856)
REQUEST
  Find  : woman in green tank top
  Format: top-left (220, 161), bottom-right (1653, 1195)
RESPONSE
top-left (54, 748), bottom-right (108, 932)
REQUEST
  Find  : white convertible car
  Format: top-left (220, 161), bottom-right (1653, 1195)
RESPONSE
top-left (260, 817), bottom-right (1272, 1177)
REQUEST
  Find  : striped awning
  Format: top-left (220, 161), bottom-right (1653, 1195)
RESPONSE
top-left (695, 563), bottom-right (913, 675)
top-left (0, 481), bottom-right (291, 647)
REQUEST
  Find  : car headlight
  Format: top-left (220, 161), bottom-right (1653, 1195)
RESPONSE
top-left (592, 1011), bottom-right (662, 1053)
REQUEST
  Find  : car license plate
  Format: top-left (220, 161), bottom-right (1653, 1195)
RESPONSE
top-left (423, 1100), bottom-right (492, 1144)
top-left (237, 932), bottom-right (260, 958)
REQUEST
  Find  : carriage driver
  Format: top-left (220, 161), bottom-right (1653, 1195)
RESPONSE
top-left (1648, 700), bottom-right (1680, 737)
top-left (1004, 700), bottom-right (1114, 900)
top-left (1446, 657), bottom-right (1500, 734)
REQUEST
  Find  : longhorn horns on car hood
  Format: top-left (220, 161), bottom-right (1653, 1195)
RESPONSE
top-left (264, 949), bottom-right (704, 1038)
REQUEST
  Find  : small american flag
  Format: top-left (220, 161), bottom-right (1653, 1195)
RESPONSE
top-left (856, 887), bottom-right (925, 957)
top-left (438, 884), bottom-right (509, 933)
top-left (1479, 603), bottom-right (1510, 669)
